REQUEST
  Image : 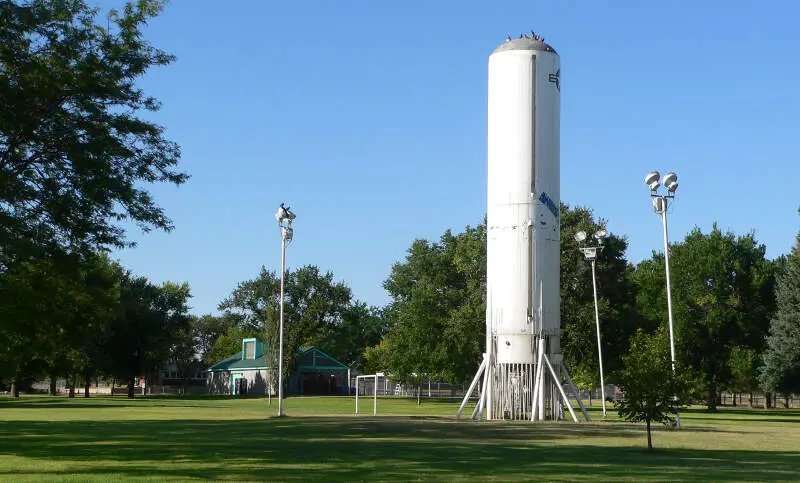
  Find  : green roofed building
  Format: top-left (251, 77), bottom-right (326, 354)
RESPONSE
top-left (206, 338), bottom-right (350, 396)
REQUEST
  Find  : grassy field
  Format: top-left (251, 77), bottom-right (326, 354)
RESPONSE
top-left (1, 395), bottom-right (798, 481)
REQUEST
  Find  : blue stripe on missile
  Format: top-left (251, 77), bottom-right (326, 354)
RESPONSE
top-left (538, 192), bottom-right (559, 219)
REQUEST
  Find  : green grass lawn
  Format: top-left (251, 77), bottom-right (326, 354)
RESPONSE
top-left (1, 395), bottom-right (798, 481)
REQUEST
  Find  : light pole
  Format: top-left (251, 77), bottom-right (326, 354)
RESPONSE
top-left (574, 229), bottom-right (608, 417)
top-left (274, 203), bottom-right (296, 417)
top-left (645, 171), bottom-right (680, 427)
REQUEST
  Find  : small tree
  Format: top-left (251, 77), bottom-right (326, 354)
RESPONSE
top-left (615, 327), bottom-right (690, 450)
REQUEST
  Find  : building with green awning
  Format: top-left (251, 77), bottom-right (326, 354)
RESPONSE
top-left (207, 338), bottom-right (350, 396)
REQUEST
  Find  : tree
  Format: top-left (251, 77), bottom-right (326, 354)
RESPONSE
top-left (318, 302), bottom-right (386, 369)
top-left (0, 0), bottom-right (187, 265)
top-left (634, 225), bottom-right (775, 411)
top-left (169, 325), bottom-right (198, 393)
top-left (760, 215), bottom-right (800, 398)
top-left (55, 253), bottom-right (123, 398)
top-left (100, 276), bottom-right (191, 398)
top-left (192, 314), bottom-right (237, 365)
top-left (380, 225), bottom-right (486, 389)
top-left (282, 266), bottom-right (355, 373)
top-left (615, 327), bottom-right (691, 450)
top-left (0, 256), bottom-right (65, 396)
top-left (219, 265), bottom-right (376, 388)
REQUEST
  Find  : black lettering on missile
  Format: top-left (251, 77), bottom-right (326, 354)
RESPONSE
top-left (548, 69), bottom-right (560, 91)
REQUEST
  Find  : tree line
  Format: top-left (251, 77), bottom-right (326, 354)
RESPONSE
top-left (368, 204), bottom-right (800, 412)
top-left (0, 256), bottom-right (384, 398)
top-left (0, 254), bottom-right (192, 397)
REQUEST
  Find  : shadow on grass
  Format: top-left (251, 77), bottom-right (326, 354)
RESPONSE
top-left (692, 417), bottom-right (800, 424)
top-left (681, 407), bottom-right (800, 424)
top-left (0, 395), bottom-right (497, 412)
top-left (0, 417), bottom-right (797, 481)
top-left (682, 407), bottom-right (800, 416)
top-left (0, 395), bottom-right (252, 409)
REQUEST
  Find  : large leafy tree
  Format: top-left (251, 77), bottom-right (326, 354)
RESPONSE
top-left (168, 324), bottom-right (199, 392)
top-left (53, 253), bottom-right (123, 397)
top-left (760, 212), bottom-right (800, 398)
top-left (381, 225), bottom-right (486, 386)
top-left (319, 302), bottom-right (386, 369)
top-left (219, 265), bottom-right (380, 385)
top-left (100, 276), bottom-right (191, 398)
top-left (634, 225), bottom-right (775, 411)
top-left (0, 0), bottom-right (187, 265)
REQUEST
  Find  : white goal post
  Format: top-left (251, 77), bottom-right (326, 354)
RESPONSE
top-left (355, 374), bottom-right (378, 416)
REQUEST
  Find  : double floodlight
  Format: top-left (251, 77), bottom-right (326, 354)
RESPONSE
top-left (645, 171), bottom-right (679, 194)
top-left (574, 229), bottom-right (607, 245)
top-left (274, 203), bottom-right (296, 225)
top-left (575, 229), bottom-right (607, 260)
top-left (275, 203), bottom-right (296, 242)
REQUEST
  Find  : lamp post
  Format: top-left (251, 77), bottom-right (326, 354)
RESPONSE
top-left (574, 229), bottom-right (608, 417)
top-left (274, 203), bottom-right (296, 417)
top-left (645, 171), bottom-right (680, 428)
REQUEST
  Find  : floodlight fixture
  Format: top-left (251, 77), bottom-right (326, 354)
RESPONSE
top-left (275, 203), bottom-right (296, 226)
top-left (594, 229), bottom-right (607, 240)
top-left (645, 171), bottom-right (660, 191)
top-left (661, 172), bottom-right (677, 189)
top-left (666, 181), bottom-right (678, 193)
top-left (574, 231), bottom-right (587, 243)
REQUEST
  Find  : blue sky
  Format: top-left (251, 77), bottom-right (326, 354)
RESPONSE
top-left (104, 0), bottom-right (800, 315)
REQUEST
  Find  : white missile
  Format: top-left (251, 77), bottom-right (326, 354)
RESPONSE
top-left (487, 33), bottom-right (561, 367)
top-left (457, 34), bottom-right (586, 422)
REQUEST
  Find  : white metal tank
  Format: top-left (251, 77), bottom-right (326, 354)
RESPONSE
top-left (457, 34), bottom-right (584, 423)
top-left (486, 35), bottom-right (561, 365)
